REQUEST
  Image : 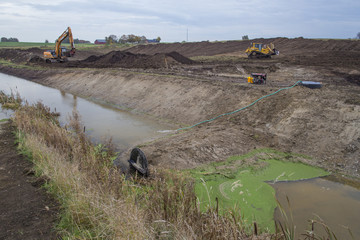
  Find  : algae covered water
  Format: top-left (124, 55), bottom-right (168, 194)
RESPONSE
top-left (191, 149), bottom-right (360, 238)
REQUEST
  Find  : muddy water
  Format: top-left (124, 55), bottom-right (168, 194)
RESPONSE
top-left (0, 73), bottom-right (169, 150)
top-left (273, 177), bottom-right (360, 240)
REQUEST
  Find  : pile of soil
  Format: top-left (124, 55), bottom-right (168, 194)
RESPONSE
top-left (0, 48), bottom-right (40, 63)
top-left (127, 38), bottom-right (360, 57)
top-left (127, 38), bottom-right (360, 69)
top-left (28, 55), bottom-right (45, 63)
top-left (68, 50), bottom-right (194, 69)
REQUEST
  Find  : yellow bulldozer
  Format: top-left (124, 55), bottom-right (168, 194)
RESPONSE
top-left (43, 27), bottom-right (76, 63)
top-left (245, 42), bottom-right (279, 58)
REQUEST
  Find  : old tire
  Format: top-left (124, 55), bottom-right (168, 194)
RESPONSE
top-left (129, 148), bottom-right (149, 177)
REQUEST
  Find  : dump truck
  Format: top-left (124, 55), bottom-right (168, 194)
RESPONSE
top-left (245, 43), bottom-right (279, 58)
top-left (43, 27), bottom-right (76, 63)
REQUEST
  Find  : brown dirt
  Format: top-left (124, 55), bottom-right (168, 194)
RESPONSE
top-left (0, 48), bottom-right (194, 69)
top-left (127, 37), bottom-right (360, 57)
top-left (0, 121), bottom-right (59, 240)
top-left (0, 37), bottom-right (359, 179)
top-left (66, 50), bottom-right (194, 69)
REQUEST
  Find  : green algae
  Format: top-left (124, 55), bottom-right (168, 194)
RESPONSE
top-left (190, 149), bottom-right (328, 232)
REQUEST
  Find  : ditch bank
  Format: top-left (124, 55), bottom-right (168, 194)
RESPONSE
top-left (0, 64), bottom-right (359, 179)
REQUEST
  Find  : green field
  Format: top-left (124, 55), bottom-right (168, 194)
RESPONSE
top-left (0, 41), bottom-right (98, 49)
top-left (0, 41), bottom-right (134, 50)
top-left (189, 149), bottom-right (328, 232)
top-left (0, 42), bottom-right (54, 48)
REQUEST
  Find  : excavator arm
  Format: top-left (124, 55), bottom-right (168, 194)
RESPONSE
top-left (44, 27), bottom-right (76, 62)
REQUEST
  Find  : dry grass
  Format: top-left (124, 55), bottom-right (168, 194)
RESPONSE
top-left (0, 90), bottom-right (22, 109)
top-left (14, 102), bottom-right (147, 239)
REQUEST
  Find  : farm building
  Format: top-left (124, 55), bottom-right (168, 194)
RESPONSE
top-left (94, 39), bottom-right (106, 44)
top-left (146, 39), bottom-right (160, 43)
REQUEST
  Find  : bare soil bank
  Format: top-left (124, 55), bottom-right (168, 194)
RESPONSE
top-left (0, 121), bottom-right (59, 240)
top-left (0, 38), bottom-right (359, 178)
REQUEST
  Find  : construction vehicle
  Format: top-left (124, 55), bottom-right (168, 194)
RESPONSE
top-left (245, 42), bottom-right (279, 58)
top-left (43, 27), bottom-right (75, 63)
top-left (248, 73), bottom-right (267, 84)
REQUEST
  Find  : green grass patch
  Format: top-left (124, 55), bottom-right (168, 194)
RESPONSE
top-left (0, 118), bottom-right (9, 122)
top-left (189, 149), bottom-right (328, 233)
top-left (0, 42), bottom-right (97, 49)
top-left (0, 41), bottom-right (134, 50)
top-left (0, 42), bottom-right (55, 48)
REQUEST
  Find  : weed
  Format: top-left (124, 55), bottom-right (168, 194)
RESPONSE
top-left (0, 90), bottom-right (22, 110)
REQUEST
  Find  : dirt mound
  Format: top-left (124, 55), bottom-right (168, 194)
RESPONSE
top-left (165, 51), bottom-right (194, 64)
top-left (0, 48), bottom-right (38, 63)
top-left (69, 50), bottom-right (193, 69)
top-left (128, 41), bottom-right (249, 57)
top-left (126, 38), bottom-right (360, 58)
top-left (26, 47), bottom-right (45, 55)
top-left (0, 48), bottom-right (46, 63)
top-left (28, 55), bottom-right (45, 63)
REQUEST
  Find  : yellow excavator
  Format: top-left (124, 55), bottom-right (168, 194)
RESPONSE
top-left (245, 42), bottom-right (279, 58)
top-left (43, 27), bottom-right (76, 63)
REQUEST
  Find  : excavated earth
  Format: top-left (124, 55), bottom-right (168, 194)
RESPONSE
top-left (0, 38), bottom-right (359, 180)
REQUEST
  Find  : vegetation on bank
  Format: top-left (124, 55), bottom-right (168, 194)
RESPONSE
top-left (0, 91), bottom-right (22, 109)
top-left (0, 92), bottom-right (342, 239)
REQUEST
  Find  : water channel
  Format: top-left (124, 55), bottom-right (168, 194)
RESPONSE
top-left (1, 72), bottom-right (359, 239)
top-left (0, 73), bottom-right (169, 150)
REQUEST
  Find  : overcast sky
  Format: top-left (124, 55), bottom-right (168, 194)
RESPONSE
top-left (0, 0), bottom-right (359, 43)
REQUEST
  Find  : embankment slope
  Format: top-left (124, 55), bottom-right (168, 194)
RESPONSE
top-left (0, 38), bottom-right (359, 177)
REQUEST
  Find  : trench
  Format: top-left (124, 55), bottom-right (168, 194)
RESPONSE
top-left (1, 72), bottom-right (360, 239)
top-left (0, 72), bottom-right (169, 151)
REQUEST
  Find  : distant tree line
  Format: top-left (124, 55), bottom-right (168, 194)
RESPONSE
top-left (356, 32), bottom-right (360, 39)
top-left (56, 37), bottom-right (90, 44)
top-left (1, 37), bottom-right (19, 42)
top-left (105, 34), bottom-right (161, 44)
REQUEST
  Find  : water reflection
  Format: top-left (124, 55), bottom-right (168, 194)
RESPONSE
top-left (0, 73), bottom-right (169, 150)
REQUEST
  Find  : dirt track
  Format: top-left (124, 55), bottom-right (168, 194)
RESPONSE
top-left (0, 38), bottom-right (359, 178)
top-left (0, 121), bottom-right (59, 239)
